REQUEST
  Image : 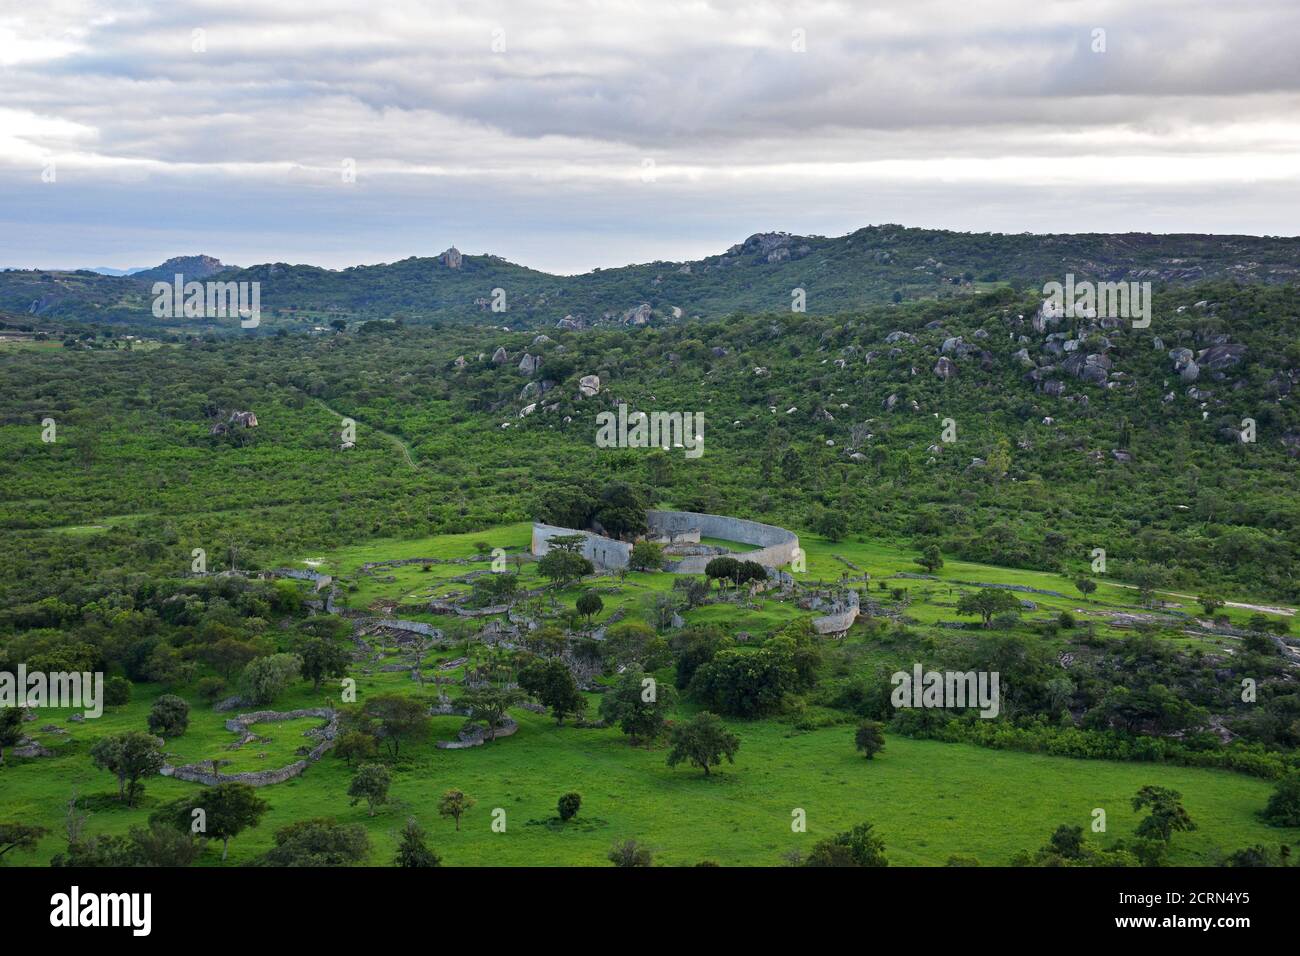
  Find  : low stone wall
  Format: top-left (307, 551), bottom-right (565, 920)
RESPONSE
top-left (530, 511), bottom-right (799, 574)
top-left (428, 700), bottom-right (519, 748)
top-left (160, 708), bottom-right (338, 787)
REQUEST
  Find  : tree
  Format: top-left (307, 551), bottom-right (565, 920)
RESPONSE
top-left (736, 560), bottom-right (769, 587)
top-left (460, 687), bottom-right (522, 741)
top-left (239, 652), bottom-right (303, 705)
top-left (438, 789), bottom-right (475, 830)
top-left (104, 676), bottom-right (132, 707)
top-left (348, 763), bottom-right (392, 817)
top-left (599, 669), bottom-right (676, 745)
top-left (854, 720), bottom-right (886, 759)
top-left (89, 732), bottom-right (165, 806)
top-left (575, 590), bottom-right (604, 623)
top-left (690, 645), bottom-right (799, 717)
top-left (200, 637), bottom-right (261, 680)
top-left (956, 588), bottom-right (1021, 627)
top-left (335, 731), bottom-right (378, 766)
top-left (258, 818), bottom-right (369, 866)
top-left (805, 822), bottom-right (888, 867)
top-left (147, 694), bottom-right (190, 738)
top-left (1262, 772), bottom-right (1300, 827)
top-left (0, 707), bottom-right (23, 766)
top-left (1046, 824), bottom-right (1085, 859)
top-left (394, 817), bottom-right (441, 867)
top-left (1198, 595), bottom-right (1226, 616)
top-left (704, 556), bottom-right (740, 590)
top-left (518, 658), bottom-right (585, 725)
top-left (917, 545), bottom-right (944, 574)
top-left (131, 822), bottom-right (204, 867)
top-left (594, 482), bottom-right (648, 539)
top-left (666, 711), bottom-right (740, 777)
top-left (1132, 786), bottom-right (1196, 843)
top-left (1075, 577), bottom-right (1097, 600)
top-left (629, 540), bottom-right (665, 571)
top-left (608, 839), bottom-right (653, 867)
top-left (557, 792), bottom-right (582, 821)
top-left (0, 822), bottom-right (46, 863)
top-left (152, 782), bottom-right (269, 861)
top-left (299, 637), bottom-right (349, 690)
top-left (1132, 567), bottom-right (1161, 607)
top-left (604, 621), bottom-right (663, 667)
top-left (537, 549), bottom-right (593, 587)
top-left (363, 693), bottom-right (430, 758)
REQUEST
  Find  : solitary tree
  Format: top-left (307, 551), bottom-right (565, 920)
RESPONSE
top-left (1198, 595), bottom-right (1226, 617)
top-left (151, 782), bottom-right (269, 861)
top-left (599, 669), bottom-right (676, 746)
top-left (1132, 786), bottom-right (1196, 843)
top-left (666, 711), bottom-right (740, 777)
top-left (956, 588), bottom-right (1021, 628)
top-left (917, 545), bottom-right (944, 574)
top-left (90, 732), bottom-right (166, 806)
top-left (575, 590), bottom-right (604, 623)
top-left (854, 720), bottom-right (886, 760)
top-left (518, 658), bottom-right (585, 725)
top-left (394, 817), bottom-right (441, 867)
top-left (1075, 577), bottom-right (1097, 600)
top-left (438, 789), bottom-right (475, 831)
top-left (348, 763), bottom-right (392, 817)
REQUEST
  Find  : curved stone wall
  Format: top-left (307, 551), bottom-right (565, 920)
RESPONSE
top-left (159, 708), bottom-right (338, 787)
top-left (531, 511), bottom-right (799, 574)
top-left (647, 510), bottom-right (800, 573)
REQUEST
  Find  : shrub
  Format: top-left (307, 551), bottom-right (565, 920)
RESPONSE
top-left (557, 792), bottom-right (582, 821)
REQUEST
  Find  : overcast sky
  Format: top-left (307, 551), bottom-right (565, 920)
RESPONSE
top-left (2, 0), bottom-right (1298, 274)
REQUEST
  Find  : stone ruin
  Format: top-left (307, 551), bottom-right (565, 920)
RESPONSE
top-left (160, 707), bottom-right (338, 787)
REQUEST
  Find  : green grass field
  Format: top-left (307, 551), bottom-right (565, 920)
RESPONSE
top-left (1, 682), bottom-right (1284, 867)
top-left (2, 523), bottom-right (1293, 867)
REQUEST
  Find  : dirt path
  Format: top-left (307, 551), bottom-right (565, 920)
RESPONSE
top-left (1111, 583), bottom-right (1295, 617)
top-left (313, 399), bottom-right (418, 470)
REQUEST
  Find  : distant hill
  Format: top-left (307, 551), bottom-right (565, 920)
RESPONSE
top-left (2, 226), bottom-right (1299, 332)
top-left (84, 266), bottom-right (148, 277)
top-left (130, 254), bottom-right (228, 284)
